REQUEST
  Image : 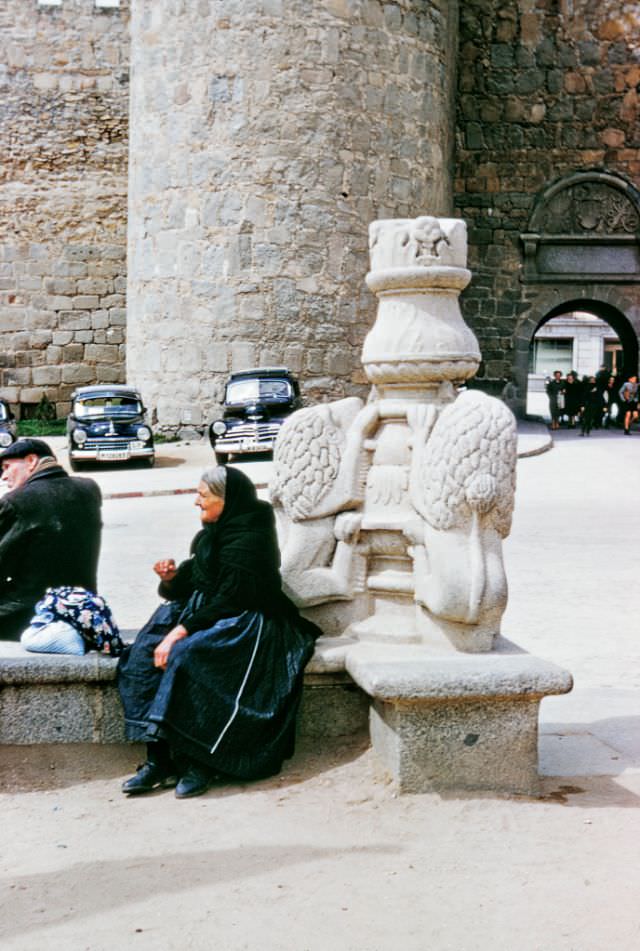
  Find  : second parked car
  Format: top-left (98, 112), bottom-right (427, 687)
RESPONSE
top-left (208, 367), bottom-right (302, 464)
top-left (67, 384), bottom-right (155, 469)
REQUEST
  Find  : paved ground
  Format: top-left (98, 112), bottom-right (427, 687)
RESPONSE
top-left (1, 423), bottom-right (639, 950)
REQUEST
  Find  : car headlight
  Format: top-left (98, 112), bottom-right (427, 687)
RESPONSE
top-left (212, 420), bottom-right (227, 436)
top-left (136, 426), bottom-right (152, 441)
top-left (0, 432), bottom-right (13, 447)
top-left (72, 429), bottom-right (87, 445)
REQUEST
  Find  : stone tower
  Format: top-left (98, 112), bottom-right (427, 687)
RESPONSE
top-left (126, 0), bottom-right (459, 428)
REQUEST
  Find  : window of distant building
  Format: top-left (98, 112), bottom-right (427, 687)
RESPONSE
top-left (529, 338), bottom-right (574, 376)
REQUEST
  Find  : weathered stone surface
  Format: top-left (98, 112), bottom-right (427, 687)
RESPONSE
top-left (0, 0), bottom-right (129, 417)
top-left (2, 0), bottom-right (640, 425)
top-left (347, 642), bottom-right (573, 794)
top-left (0, 641), bottom-right (367, 745)
top-left (126, 0), bottom-right (459, 427)
top-left (455, 0), bottom-right (640, 397)
top-left (273, 215), bottom-right (572, 794)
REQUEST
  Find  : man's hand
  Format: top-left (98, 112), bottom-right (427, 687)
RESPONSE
top-left (153, 625), bottom-right (188, 669)
top-left (154, 558), bottom-right (178, 582)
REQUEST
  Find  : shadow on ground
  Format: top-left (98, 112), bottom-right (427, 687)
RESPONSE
top-left (0, 731), bottom-right (371, 795)
top-left (0, 840), bottom-right (400, 941)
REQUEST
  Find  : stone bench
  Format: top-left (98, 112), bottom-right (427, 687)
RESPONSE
top-left (0, 636), bottom-right (369, 745)
top-left (346, 639), bottom-right (573, 795)
top-left (0, 635), bottom-right (572, 796)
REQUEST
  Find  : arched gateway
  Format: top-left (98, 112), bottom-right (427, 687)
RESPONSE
top-left (513, 171), bottom-right (640, 416)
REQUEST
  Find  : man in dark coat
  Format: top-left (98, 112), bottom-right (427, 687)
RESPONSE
top-left (0, 438), bottom-right (102, 641)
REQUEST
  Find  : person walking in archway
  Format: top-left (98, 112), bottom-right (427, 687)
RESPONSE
top-left (580, 377), bottom-right (601, 437)
top-left (619, 375), bottom-right (638, 435)
top-left (601, 375), bottom-right (618, 428)
top-left (545, 370), bottom-right (565, 430)
top-left (564, 372), bottom-right (582, 429)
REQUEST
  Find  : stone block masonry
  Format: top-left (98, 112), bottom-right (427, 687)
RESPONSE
top-left (0, 0), bottom-right (130, 418)
top-left (126, 0), bottom-right (459, 428)
top-left (455, 0), bottom-right (640, 396)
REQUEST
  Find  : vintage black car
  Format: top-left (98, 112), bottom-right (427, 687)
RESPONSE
top-left (208, 367), bottom-right (302, 464)
top-left (0, 399), bottom-right (17, 449)
top-left (67, 384), bottom-right (155, 469)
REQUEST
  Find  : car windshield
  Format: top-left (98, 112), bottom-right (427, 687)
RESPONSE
top-left (226, 378), bottom-right (292, 404)
top-left (0, 404), bottom-right (8, 421)
top-left (74, 396), bottom-right (143, 418)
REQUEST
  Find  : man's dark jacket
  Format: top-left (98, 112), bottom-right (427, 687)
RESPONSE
top-left (0, 465), bottom-right (102, 640)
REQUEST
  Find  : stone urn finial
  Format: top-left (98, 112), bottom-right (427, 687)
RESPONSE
top-left (363, 216), bottom-right (481, 397)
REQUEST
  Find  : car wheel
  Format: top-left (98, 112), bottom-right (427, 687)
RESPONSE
top-left (215, 451), bottom-right (229, 465)
top-left (141, 455), bottom-right (155, 468)
top-left (69, 457), bottom-right (82, 472)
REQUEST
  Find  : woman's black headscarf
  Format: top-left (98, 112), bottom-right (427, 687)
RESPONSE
top-left (193, 467), bottom-right (281, 591)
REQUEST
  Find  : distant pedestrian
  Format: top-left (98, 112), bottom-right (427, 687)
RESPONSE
top-left (564, 372), bottom-right (582, 428)
top-left (602, 375), bottom-right (618, 428)
top-left (545, 370), bottom-right (565, 431)
top-left (580, 377), bottom-right (601, 437)
top-left (619, 375), bottom-right (638, 435)
top-left (595, 364), bottom-right (609, 394)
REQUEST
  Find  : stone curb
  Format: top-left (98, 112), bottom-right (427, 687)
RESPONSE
top-left (103, 483), bottom-right (269, 501)
top-left (517, 436), bottom-right (553, 459)
top-left (100, 429), bottom-right (550, 501)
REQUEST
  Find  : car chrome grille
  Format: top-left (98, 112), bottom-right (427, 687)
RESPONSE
top-left (83, 439), bottom-right (132, 451)
top-left (215, 423), bottom-right (280, 446)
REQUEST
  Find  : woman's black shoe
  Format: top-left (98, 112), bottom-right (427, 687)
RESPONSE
top-left (122, 762), bottom-right (178, 795)
top-left (175, 765), bottom-right (212, 799)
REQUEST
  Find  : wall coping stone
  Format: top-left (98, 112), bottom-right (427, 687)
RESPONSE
top-left (345, 638), bottom-right (573, 702)
top-left (0, 634), bottom-right (355, 684)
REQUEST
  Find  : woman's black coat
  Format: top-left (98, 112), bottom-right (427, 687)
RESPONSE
top-left (118, 467), bottom-right (319, 780)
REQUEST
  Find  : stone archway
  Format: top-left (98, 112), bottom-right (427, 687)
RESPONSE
top-left (511, 170), bottom-right (640, 417)
top-left (512, 287), bottom-right (639, 417)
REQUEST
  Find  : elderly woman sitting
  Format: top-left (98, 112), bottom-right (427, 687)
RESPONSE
top-left (117, 465), bottom-right (320, 799)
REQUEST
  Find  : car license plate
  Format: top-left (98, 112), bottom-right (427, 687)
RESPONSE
top-left (98, 449), bottom-right (130, 461)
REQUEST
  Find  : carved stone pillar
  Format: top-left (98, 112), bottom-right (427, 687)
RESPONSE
top-left (349, 217), bottom-right (482, 646)
top-left (272, 215), bottom-right (573, 795)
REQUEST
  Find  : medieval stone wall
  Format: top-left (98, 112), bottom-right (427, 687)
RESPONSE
top-left (4, 1), bottom-right (640, 423)
top-left (126, 0), bottom-right (458, 428)
top-left (455, 0), bottom-right (640, 398)
top-left (0, 0), bottom-right (129, 417)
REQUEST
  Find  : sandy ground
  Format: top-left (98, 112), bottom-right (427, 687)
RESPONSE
top-left (2, 427), bottom-right (640, 950)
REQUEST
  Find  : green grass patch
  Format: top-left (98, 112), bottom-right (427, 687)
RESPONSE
top-left (17, 419), bottom-right (67, 437)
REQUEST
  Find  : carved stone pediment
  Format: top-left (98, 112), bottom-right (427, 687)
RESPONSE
top-left (521, 171), bottom-right (640, 283)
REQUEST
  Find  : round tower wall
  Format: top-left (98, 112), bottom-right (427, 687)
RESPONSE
top-left (126, 0), bottom-right (459, 428)
top-left (0, 0), bottom-right (130, 419)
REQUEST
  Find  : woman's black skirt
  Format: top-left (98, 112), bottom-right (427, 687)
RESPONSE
top-left (117, 601), bottom-right (317, 780)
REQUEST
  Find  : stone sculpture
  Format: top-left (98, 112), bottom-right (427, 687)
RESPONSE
top-left (405, 390), bottom-right (517, 651)
top-left (271, 397), bottom-right (377, 610)
top-left (271, 215), bottom-right (515, 651)
top-left (270, 215), bottom-right (572, 795)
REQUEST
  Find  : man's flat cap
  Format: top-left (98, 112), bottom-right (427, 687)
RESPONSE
top-left (0, 438), bottom-right (55, 462)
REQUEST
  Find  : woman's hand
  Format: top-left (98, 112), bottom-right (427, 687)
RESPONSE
top-left (153, 625), bottom-right (188, 669)
top-left (154, 558), bottom-right (178, 582)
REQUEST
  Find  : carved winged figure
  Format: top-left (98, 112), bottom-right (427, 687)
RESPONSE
top-left (270, 397), bottom-right (379, 608)
top-left (406, 390), bottom-right (517, 644)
